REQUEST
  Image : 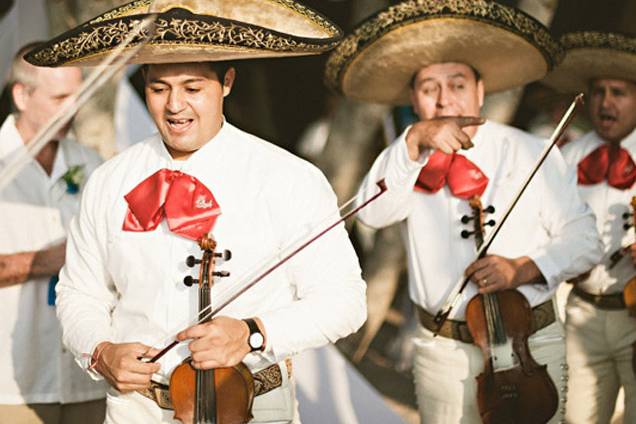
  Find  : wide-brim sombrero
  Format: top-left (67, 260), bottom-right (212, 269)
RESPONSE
top-left (543, 31), bottom-right (636, 94)
top-left (25, 0), bottom-right (342, 67)
top-left (325, 0), bottom-right (563, 105)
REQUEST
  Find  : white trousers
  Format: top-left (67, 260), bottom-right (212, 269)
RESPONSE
top-left (565, 291), bottom-right (636, 424)
top-left (412, 316), bottom-right (567, 424)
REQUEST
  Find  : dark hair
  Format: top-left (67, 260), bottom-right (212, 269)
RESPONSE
top-left (409, 64), bottom-right (481, 88)
top-left (141, 61), bottom-right (234, 82)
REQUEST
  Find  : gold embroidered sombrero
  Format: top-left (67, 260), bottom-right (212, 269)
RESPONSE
top-left (543, 31), bottom-right (636, 93)
top-left (325, 0), bottom-right (563, 105)
top-left (25, 0), bottom-right (342, 67)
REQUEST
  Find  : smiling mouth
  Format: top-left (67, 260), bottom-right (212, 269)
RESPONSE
top-left (166, 118), bottom-right (193, 133)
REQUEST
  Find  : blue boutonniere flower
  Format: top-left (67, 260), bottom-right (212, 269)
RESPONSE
top-left (62, 165), bottom-right (85, 194)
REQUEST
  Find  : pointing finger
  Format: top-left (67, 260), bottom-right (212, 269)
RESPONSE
top-left (452, 116), bottom-right (485, 128)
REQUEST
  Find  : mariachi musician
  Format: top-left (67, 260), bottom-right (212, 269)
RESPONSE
top-left (26, 1), bottom-right (366, 423)
top-left (326, 1), bottom-right (603, 423)
top-left (545, 31), bottom-right (636, 424)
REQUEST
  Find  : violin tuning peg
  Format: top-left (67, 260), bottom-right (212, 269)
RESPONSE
top-left (213, 270), bottom-right (230, 278)
top-left (623, 212), bottom-right (632, 219)
top-left (183, 276), bottom-right (198, 287)
top-left (185, 256), bottom-right (201, 268)
top-left (460, 215), bottom-right (473, 224)
top-left (214, 249), bottom-right (232, 261)
top-left (460, 230), bottom-right (473, 239)
top-left (485, 219), bottom-right (496, 227)
top-left (485, 205), bottom-right (495, 214)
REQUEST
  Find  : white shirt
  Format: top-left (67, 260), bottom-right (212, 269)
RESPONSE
top-left (0, 115), bottom-right (24, 160)
top-left (561, 128), bottom-right (636, 294)
top-left (357, 120), bottom-right (603, 319)
top-left (57, 122), bottom-right (366, 397)
top-left (0, 115), bottom-right (104, 404)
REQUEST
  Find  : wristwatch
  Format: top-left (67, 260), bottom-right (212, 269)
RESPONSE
top-left (243, 318), bottom-right (265, 352)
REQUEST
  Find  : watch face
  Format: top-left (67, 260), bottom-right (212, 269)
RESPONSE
top-left (249, 332), bottom-right (264, 349)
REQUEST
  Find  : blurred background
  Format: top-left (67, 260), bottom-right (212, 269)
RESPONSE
top-left (1, 1), bottom-right (633, 423)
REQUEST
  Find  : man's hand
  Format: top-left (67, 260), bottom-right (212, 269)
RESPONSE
top-left (464, 255), bottom-right (546, 294)
top-left (405, 116), bottom-right (485, 160)
top-left (92, 342), bottom-right (160, 393)
top-left (176, 316), bottom-right (259, 370)
top-left (0, 242), bottom-right (66, 287)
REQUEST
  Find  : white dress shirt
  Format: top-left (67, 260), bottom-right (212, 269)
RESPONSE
top-left (0, 115), bottom-right (104, 404)
top-left (561, 128), bottom-right (636, 294)
top-left (56, 121), bottom-right (366, 414)
top-left (357, 120), bottom-right (603, 319)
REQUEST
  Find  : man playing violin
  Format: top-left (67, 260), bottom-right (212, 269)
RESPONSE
top-left (547, 31), bottom-right (636, 423)
top-left (326, 1), bottom-right (603, 423)
top-left (26, 2), bottom-right (366, 423)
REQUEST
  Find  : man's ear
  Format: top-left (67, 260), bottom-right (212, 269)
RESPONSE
top-left (477, 79), bottom-right (485, 108)
top-left (222, 67), bottom-right (236, 97)
top-left (11, 83), bottom-right (29, 113)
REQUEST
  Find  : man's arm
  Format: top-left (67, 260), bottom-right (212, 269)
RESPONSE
top-left (0, 242), bottom-right (65, 287)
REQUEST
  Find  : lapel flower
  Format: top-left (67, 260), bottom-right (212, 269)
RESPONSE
top-left (62, 165), bottom-right (85, 194)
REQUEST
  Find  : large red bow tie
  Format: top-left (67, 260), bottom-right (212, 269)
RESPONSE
top-left (577, 144), bottom-right (636, 189)
top-left (122, 169), bottom-right (220, 241)
top-left (414, 151), bottom-right (489, 199)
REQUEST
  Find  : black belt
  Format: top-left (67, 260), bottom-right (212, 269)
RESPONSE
top-left (417, 298), bottom-right (556, 344)
top-left (572, 286), bottom-right (626, 310)
top-left (138, 359), bottom-right (292, 410)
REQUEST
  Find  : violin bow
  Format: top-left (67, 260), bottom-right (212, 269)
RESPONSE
top-left (149, 179), bottom-right (388, 362)
top-left (432, 93), bottom-right (585, 332)
top-left (0, 11), bottom-right (159, 191)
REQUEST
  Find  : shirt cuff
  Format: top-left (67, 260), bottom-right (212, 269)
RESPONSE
top-left (527, 250), bottom-right (560, 290)
top-left (257, 312), bottom-right (292, 362)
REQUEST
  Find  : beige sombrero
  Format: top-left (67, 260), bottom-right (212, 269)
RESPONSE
top-left (543, 31), bottom-right (636, 93)
top-left (325, 0), bottom-right (563, 105)
top-left (25, 0), bottom-right (342, 67)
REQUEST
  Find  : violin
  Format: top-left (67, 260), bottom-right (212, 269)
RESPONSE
top-left (621, 198), bottom-right (636, 377)
top-left (169, 235), bottom-right (254, 424)
top-left (622, 197), bottom-right (636, 317)
top-left (462, 196), bottom-right (558, 424)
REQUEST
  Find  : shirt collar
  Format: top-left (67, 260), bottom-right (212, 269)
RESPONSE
top-left (49, 142), bottom-right (68, 184)
top-left (0, 115), bottom-right (26, 160)
top-left (470, 119), bottom-right (491, 147)
top-left (156, 117), bottom-right (231, 173)
top-left (621, 127), bottom-right (636, 151)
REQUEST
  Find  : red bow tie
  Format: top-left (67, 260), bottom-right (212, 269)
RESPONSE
top-left (414, 151), bottom-right (489, 199)
top-left (577, 144), bottom-right (636, 189)
top-left (122, 169), bottom-right (221, 241)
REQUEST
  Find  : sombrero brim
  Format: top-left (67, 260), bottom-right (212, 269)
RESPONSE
top-left (325, 0), bottom-right (563, 105)
top-left (25, 0), bottom-right (342, 67)
top-left (543, 32), bottom-right (636, 94)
